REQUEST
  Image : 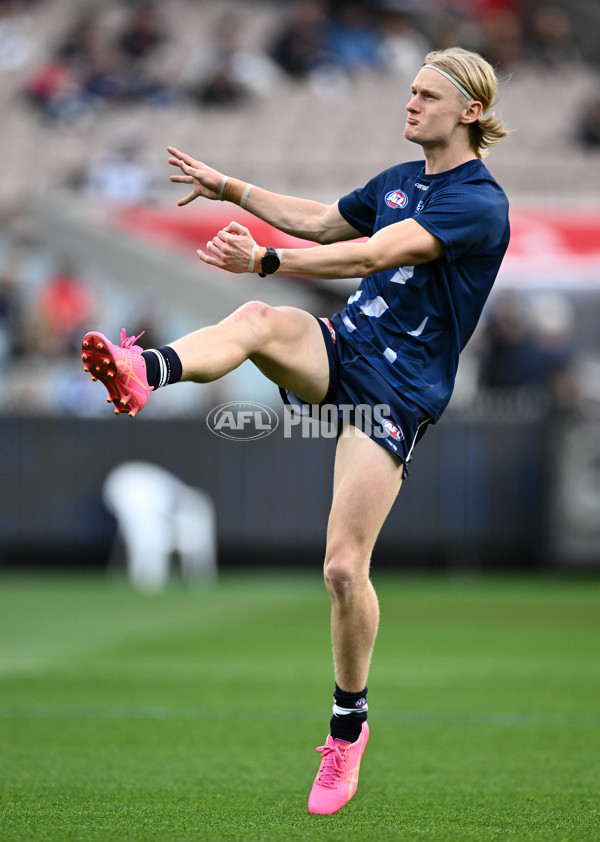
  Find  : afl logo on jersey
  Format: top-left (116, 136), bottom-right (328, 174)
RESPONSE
top-left (382, 419), bottom-right (404, 441)
top-left (385, 189), bottom-right (408, 209)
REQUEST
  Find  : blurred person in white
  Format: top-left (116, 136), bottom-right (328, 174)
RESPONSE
top-left (81, 47), bottom-right (509, 815)
top-left (103, 461), bottom-right (217, 593)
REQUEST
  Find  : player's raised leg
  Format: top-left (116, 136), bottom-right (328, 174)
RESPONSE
top-left (170, 301), bottom-right (330, 403)
top-left (308, 426), bottom-right (404, 815)
top-left (82, 301), bottom-right (330, 414)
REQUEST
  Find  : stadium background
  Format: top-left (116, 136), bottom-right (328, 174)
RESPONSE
top-left (0, 0), bottom-right (599, 574)
top-left (1, 4), bottom-right (599, 841)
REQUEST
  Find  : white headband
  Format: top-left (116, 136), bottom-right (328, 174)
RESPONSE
top-left (422, 64), bottom-right (472, 100)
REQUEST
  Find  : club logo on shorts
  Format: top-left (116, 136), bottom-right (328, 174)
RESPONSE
top-left (320, 317), bottom-right (337, 344)
top-left (385, 189), bottom-right (408, 209)
top-left (382, 418), bottom-right (404, 441)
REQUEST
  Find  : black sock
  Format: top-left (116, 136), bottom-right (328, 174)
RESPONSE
top-left (329, 683), bottom-right (368, 743)
top-left (141, 346), bottom-right (182, 390)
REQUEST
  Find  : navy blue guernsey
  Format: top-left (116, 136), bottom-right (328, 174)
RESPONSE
top-left (334, 158), bottom-right (510, 421)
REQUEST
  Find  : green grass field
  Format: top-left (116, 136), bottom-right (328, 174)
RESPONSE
top-left (0, 571), bottom-right (599, 842)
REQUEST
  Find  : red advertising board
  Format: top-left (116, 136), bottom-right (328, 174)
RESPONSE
top-left (114, 205), bottom-right (600, 289)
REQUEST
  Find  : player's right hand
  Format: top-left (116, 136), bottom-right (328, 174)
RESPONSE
top-left (167, 146), bottom-right (224, 206)
top-left (197, 221), bottom-right (256, 274)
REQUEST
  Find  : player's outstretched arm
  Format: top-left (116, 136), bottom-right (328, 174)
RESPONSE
top-left (197, 218), bottom-right (444, 280)
top-left (167, 147), bottom-right (360, 246)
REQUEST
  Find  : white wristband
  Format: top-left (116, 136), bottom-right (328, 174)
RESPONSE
top-left (240, 183), bottom-right (254, 209)
top-left (248, 243), bottom-right (259, 273)
top-left (218, 176), bottom-right (228, 201)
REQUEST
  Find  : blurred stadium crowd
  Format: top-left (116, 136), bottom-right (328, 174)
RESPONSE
top-left (0, 0), bottom-right (599, 417)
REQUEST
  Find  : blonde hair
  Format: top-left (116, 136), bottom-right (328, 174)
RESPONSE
top-left (423, 47), bottom-right (509, 158)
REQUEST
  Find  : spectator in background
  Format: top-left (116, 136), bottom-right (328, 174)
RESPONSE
top-left (24, 2), bottom-right (173, 121)
top-left (180, 11), bottom-right (280, 108)
top-left (82, 32), bottom-right (173, 108)
top-left (117, 0), bottom-right (167, 63)
top-left (55, 10), bottom-right (104, 72)
top-left (84, 121), bottom-right (157, 203)
top-left (180, 15), bottom-right (251, 108)
top-left (528, 4), bottom-right (581, 68)
top-left (37, 258), bottom-right (92, 356)
top-left (479, 6), bottom-right (525, 69)
top-left (0, 255), bottom-right (24, 360)
top-left (268, 0), bottom-right (331, 80)
top-left (478, 291), bottom-right (579, 412)
top-left (23, 10), bottom-right (105, 122)
top-left (82, 38), bottom-right (139, 103)
top-left (0, 0), bottom-right (36, 71)
top-left (529, 292), bottom-right (581, 411)
top-left (324, 1), bottom-right (385, 73)
top-left (379, 10), bottom-right (431, 77)
top-left (426, 0), bottom-right (526, 70)
top-left (577, 96), bottom-right (600, 150)
top-left (24, 56), bottom-right (92, 123)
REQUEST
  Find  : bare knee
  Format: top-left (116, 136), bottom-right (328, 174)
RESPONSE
top-left (229, 300), bottom-right (273, 351)
top-left (324, 550), bottom-right (370, 602)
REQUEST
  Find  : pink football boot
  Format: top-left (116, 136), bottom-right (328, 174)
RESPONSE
top-left (82, 329), bottom-right (151, 417)
top-left (308, 722), bottom-right (369, 815)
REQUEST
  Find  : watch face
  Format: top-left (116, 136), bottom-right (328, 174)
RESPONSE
top-left (262, 253), bottom-right (280, 274)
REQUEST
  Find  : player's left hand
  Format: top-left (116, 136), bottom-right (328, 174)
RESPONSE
top-left (197, 221), bottom-right (257, 274)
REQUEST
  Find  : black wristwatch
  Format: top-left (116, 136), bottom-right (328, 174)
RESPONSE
top-left (259, 247), bottom-right (281, 277)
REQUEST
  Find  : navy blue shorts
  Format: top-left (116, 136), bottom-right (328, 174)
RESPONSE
top-left (279, 316), bottom-right (431, 472)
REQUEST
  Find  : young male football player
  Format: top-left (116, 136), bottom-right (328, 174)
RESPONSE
top-left (82, 47), bottom-right (510, 814)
